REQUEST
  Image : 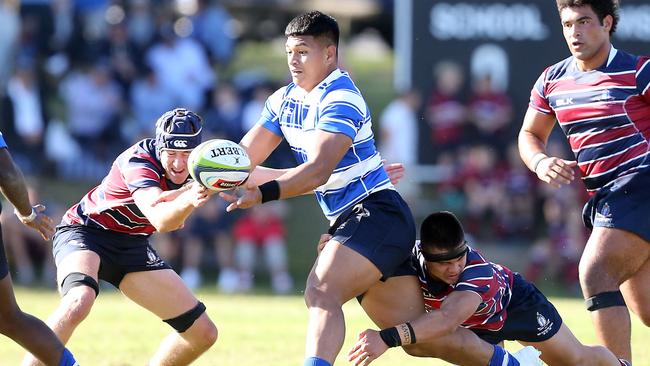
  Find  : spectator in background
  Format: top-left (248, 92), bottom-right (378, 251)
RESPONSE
top-left (467, 74), bottom-right (513, 151)
top-left (242, 83), bottom-right (274, 133)
top-left (126, 0), bottom-right (156, 51)
top-left (59, 60), bottom-right (124, 160)
top-left (203, 83), bottom-right (244, 141)
top-left (0, 0), bottom-right (20, 92)
top-left (190, 0), bottom-right (236, 66)
top-left (425, 61), bottom-right (467, 157)
top-left (232, 202), bottom-right (293, 294)
top-left (129, 65), bottom-right (176, 142)
top-left (2, 57), bottom-right (47, 175)
top-left (145, 23), bottom-right (214, 111)
top-left (378, 89), bottom-right (421, 204)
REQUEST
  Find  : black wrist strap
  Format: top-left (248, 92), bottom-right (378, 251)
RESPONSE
top-left (406, 322), bottom-right (417, 344)
top-left (259, 180), bottom-right (280, 203)
top-left (379, 327), bottom-right (401, 348)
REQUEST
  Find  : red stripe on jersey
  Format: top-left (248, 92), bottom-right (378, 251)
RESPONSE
top-left (556, 102), bottom-right (625, 125)
top-left (568, 125), bottom-right (638, 150)
top-left (580, 143), bottom-right (648, 176)
top-left (625, 95), bottom-right (650, 141)
top-left (546, 72), bottom-right (635, 95)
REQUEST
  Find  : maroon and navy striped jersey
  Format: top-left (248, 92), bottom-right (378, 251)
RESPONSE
top-left (413, 243), bottom-right (514, 331)
top-left (529, 47), bottom-right (650, 195)
top-left (62, 139), bottom-right (184, 235)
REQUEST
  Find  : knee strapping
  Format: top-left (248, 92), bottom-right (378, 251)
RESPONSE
top-left (163, 301), bottom-right (206, 333)
top-left (585, 290), bottom-right (626, 311)
top-left (60, 272), bottom-right (99, 298)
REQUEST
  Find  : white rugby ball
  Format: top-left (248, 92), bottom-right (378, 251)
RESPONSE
top-left (188, 139), bottom-right (251, 191)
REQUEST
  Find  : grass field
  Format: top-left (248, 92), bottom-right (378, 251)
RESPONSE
top-left (1, 288), bottom-right (649, 365)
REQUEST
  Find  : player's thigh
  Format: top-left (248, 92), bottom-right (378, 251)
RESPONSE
top-left (620, 257), bottom-right (650, 324)
top-left (581, 227), bottom-right (649, 286)
top-left (119, 268), bottom-right (201, 319)
top-left (359, 275), bottom-right (424, 328)
top-left (56, 250), bottom-right (101, 286)
top-left (307, 240), bottom-right (382, 304)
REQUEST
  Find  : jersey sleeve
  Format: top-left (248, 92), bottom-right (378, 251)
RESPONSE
top-left (257, 87), bottom-right (287, 137)
top-left (454, 262), bottom-right (495, 300)
top-left (636, 56), bottom-right (650, 104)
top-left (317, 89), bottom-right (366, 140)
top-left (0, 132), bottom-right (7, 149)
top-left (122, 154), bottom-right (163, 193)
top-left (528, 68), bottom-right (554, 115)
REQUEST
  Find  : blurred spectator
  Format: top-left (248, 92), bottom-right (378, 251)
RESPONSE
top-left (2, 58), bottom-right (47, 175)
top-left (99, 22), bottom-right (144, 94)
top-left (59, 60), bottom-right (124, 161)
top-left (203, 83), bottom-right (244, 141)
top-left (467, 74), bottom-right (513, 150)
top-left (0, 0), bottom-right (20, 93)
top-left (145, 24), bottom-right (215, 111)
top-left (233, 202), bottom-right (293, 294)
top-left (19, 0), bottom-right (55, 59)
top-left (241, 82), bottom-right (273, 133)
top-left (126, 0), bottom-right (156, 50)
top-left (378, 89), bottom-right (421, 204)
top-left (0, 184), bottom-right (57, 286)
top-left (425, 60), bottom-right (467, 156)
top-left (190, 0), bottom-right (236, 66)
top-left (128, 65), bottom-right (176, 142)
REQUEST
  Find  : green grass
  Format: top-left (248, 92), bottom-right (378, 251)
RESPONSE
top-left (2, 288), bottom-right (649, 365)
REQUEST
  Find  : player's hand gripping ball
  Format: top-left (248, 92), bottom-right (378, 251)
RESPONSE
top-left (188, 139), bottom-right (251, 191)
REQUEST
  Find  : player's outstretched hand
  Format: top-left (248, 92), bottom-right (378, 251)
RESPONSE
top-left (383, 160), bottom-right (405, 185)
top-left (219, 180), bottom-right (262, 212)
top-left (316, 234), bottom-right (332, 254)
top-left (25, 204), bottom-right (55, 241)
top-left (152, 183), bottom-right (192, 205)
top-left (186, 181), bottom-right (212, 208)
top-left (348, 329), bottom-right (388, 366)
top-left (535, 156), bottom-right (576, 188)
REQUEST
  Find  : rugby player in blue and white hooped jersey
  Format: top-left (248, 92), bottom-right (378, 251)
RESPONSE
top-left (22, 109), bottom-right (218, 366)
top-left (222, 10), bottom-right (542, 366)
top-left (347, 212), bottom-right (621, 366)
top-left (519, 1), bottom-right (650, 364)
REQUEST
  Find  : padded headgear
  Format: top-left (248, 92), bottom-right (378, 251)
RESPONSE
top-left (155, 108), bottom-right (203, 159)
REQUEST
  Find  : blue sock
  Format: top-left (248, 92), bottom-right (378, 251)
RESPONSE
top-left (303, 356), bottom-right (332, 366)
top-left (488, 345), bottom-right (520, 366)
top-left (59, 348), bottom-right (78, 366)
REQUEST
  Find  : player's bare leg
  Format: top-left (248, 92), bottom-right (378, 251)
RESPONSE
top-left (360, 275), bottom-right (496, 365)
top-left (579, 227), bottom-right (650, 362)
top-left (0, 275), bottom-right (69, 366)
top-left (22, 250), bottom-right (100, 366)
top-left (119, 268), bottom-right (217, 366)
top-left (620, 258), bottom-right (650, 327)
top-left (304, 240), bottom-right (384, 364)
top-left (519, 323), bottom-right (619, 366)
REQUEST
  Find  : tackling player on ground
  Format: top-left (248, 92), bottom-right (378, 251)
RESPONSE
top-left (22, 109), bottom-right (218, 366)
top-left (345, 211), bottom-right (621, 366)
top-left (519, 1), bottom-right (650, 363)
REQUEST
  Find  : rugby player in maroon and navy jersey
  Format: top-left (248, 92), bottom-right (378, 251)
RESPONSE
top-left (346, 211), bottom-right (621, 366)
top-left (22, 108), bottom-right (218, 366)
top-left (519, 1), bottom-right (650, 364)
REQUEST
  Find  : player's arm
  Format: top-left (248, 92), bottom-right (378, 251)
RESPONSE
top-left (132, 182), bottom-right (210, 233)
top-left (348, 290), bottom-right (480, 365)
top-left (518, 107), bottom-right (576, 187)
top-left (0, 148), bottom-right (54, 240)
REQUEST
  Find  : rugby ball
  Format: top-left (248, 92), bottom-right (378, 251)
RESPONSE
top-left (188, 139), bottom-right (251, 191)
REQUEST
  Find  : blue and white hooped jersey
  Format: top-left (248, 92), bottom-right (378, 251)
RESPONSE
top-left (0, 131), bottom-right (7, 149)
top-left (258, 69), bottom-right (394, 221)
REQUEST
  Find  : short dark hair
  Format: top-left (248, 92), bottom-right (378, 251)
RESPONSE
top-left (420, 211), bottom-right (465, 251)
top-left (285, 11), bottom-right (339, 47)
top-left (556, 0), bottom-right (619, 35)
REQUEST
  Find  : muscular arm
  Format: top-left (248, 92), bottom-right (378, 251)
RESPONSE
top-left (518, 107), bottom-right (576, 187)
top-left (132, 182), bottom-right (210, 233)
top-left (0, 148), bottom-right (34, 216)
top-left (410, 291), bottom-right (482, 342)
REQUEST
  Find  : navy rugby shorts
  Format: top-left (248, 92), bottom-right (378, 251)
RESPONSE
top-left (471, 273), bottom-right (562, 344)
top-left (53, 225), bottom-right (171, 289)
top-left (582, 168), bottom-right (650, 243)
top-left (328, 189), bottom-right (416, 280)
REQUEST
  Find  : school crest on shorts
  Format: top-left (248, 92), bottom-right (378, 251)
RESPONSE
top-left (536, 312), bottom-right (554, 336)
